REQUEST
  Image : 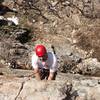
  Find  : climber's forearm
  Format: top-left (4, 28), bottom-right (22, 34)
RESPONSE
top-left (48, 72), bottom-right (54, 80)
top-left (33, 68), bottom-right (41, 80)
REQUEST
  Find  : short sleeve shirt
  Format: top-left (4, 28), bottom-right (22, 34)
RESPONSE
top-left (32, 52), bottom-right (57, 72)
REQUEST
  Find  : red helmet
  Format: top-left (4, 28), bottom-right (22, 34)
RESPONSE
top-left (35, 45), bottom-right (47, 57)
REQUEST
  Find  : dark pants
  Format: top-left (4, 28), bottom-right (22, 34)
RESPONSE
top-left (39, 68), bottom-right (57, 80)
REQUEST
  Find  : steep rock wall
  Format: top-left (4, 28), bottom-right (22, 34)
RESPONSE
top-left (0, 0), bottom-right (100, 75)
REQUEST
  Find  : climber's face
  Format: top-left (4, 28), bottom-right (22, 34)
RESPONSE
top-left (39, 53), bottom-right (48, 61)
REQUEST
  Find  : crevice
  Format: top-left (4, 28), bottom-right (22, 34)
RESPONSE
top-left (15, 81), bottom-right (25, 100)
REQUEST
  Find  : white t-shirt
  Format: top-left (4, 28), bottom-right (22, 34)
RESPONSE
top-left (32, 52), bottom-right (57, 72)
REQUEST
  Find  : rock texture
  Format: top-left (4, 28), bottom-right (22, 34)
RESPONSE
top-left (0, 73), bottom-right (100, 100)
top-left (0, 0), bottom-right (100, 99)
top-left (0, 0), bottom-right (100, 76)
top-left (0, 27), bottom-right (33, 69)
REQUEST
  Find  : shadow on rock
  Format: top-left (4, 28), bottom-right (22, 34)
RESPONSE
top-left (0, 4), bottom-right (17, 15)
top-left (0, 19), bottom-right (15, 26)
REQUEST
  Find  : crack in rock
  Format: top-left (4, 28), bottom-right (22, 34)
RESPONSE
top-left (15, 81), bottom-right (25, 100)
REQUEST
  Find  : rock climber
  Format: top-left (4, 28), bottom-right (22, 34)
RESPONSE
top-left (32, 44), bottom-right (58, 80)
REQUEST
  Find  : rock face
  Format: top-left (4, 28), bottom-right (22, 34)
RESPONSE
top-left (0, 73), bottom-right (100, 100)
top-left (0, 75), bottom-right (71, 100)
top-left (0, 27), bottom-right (33, 69)
top-left (0, 1), bottom-right (100, 99)
top-left (0, 0), bottom-right (100, 76)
